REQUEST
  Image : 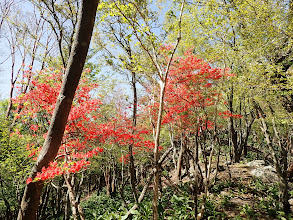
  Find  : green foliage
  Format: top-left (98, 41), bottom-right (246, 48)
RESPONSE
top-left (0, 102), bottom-right (33, 217)
top-left (207, 177), bottom-right (289, 219)
top-left (166, 193), bottom-right (194, 219)
top-left (211, 179), bottom-right (240, 194)
top-left (80, 177), bottom-right (287, 219)
top-left (131, 201), bottom-right (153, 220)
top-left (240, 204), bottom-right (257, 219)
top-left (2, 0), bottom-right (293, 219)
top-left (81, 188), bottom-right (126, 219)
top-left (219, 194), bottom-right (232, 207)
top-left (203, 197), bottom-right (226, 219)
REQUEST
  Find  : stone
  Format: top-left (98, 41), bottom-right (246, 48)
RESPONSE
top-left (247, 160), bottom-right (266, 167)
top-left (250, 165), bottom-right (279, 183)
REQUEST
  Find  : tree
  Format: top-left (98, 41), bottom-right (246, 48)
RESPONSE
top-left (95, 2), bottom-right (144, 201)
top-left (0, 0), bottom-right (14, 36)
top-left (29, 0), bottom-right (80, 67)
top-left (3, 8), bottom-right (48, 118)
top-left (253, 100), bottom-right (292, 214)
top-left (93, 1), bottom-right (185, 218)
top-left (13, 68), bottom-right (103, 219)
top-left (165, 0), bottom-right (293, 163)
top-left (167, 0), bottom-right (293, 212)
top-left (0, 101), bottom-right (33, 220)
top-left (17, 1), bottom-right (99, 219)
top-left (110, 1), bottom-right (185, 218)
top-left (145, 49), bottom-right (235, 218)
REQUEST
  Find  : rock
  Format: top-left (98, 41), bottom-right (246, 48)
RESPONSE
top-left (247, 160), bottom-right (266, 167)
top-left (250, 165), bottom-right (279, 183)
top-left (220, 190), bottom-right (230, 197)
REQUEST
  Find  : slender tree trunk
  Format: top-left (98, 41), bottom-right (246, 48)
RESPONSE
top-left (176, 149), bottom-right (183, 182)
top-left (111, 162), bottom-right (117, 195)
top-left (38, 185), bottom-right (50, 220)
top-left (17, 1), bottom-right (99, 219)
top-left (64, 173), bottom-right (85, 220)
top-left (176, 137), bottom-right (184, 182)
top-left (129, 70), bottom-right (138, 202)
top-left (228, 87), bottom-right (240, 162)
top-left (140, 164), bottom-right (144, 183)
top-left (279, 178), bottom-right (290, 214)
top-left (152, 1), bottom-right (184, 216)
top-left (64, 175), bottom-right (78, 220)
top-left (124, 146), bottom-right (173, 219)
top-left (104, 166), bottom-right (111, 196)
top-left (153, 82), bottom-right (166, 220)
top-left (259, 117), bottom-right (290, 214)
top-left (76, 173), bottom-right (84, 203)
top-left (64, 191), bottom-right (70, 220)
top-left (169, 130), bottom-right (177, 170)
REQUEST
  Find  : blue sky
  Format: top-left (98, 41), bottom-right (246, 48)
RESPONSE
top-left (0, 0), bottom-right (174, 100)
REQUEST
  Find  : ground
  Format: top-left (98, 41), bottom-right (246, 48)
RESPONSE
top-left (163, 160), bottom-right (293, 219)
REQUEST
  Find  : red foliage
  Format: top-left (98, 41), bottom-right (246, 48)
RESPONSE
top-left (144, 49), bottom-right (238, 138)
top-left (14, 68), bottom-right (155, 183)
top-left (18, 50), bottom-right (239, 184)
top-left (13, 68), bottom-right (105, 183)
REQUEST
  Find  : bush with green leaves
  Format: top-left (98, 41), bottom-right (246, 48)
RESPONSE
top-left (81, 188), bottom-right (125, 219)
top-left (0, 105), bottom-right (34, 219)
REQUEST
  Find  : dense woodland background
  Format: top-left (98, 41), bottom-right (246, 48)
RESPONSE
top-left (0, 0), bottom-right (293, 219)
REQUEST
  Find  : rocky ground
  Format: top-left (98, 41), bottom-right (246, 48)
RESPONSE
top-left (164, 160), bottom-right (293, 219)
top-left (210, 160), bottom-right (292, 219)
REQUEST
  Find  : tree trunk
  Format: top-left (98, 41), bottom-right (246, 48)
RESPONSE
top-left (288, 160), bottom-right (293, 180)
top-left (124, 146), bottom-right (173, 219)
top-left (64, 173), bottom-right (85, 220)
top-left (152, 82), bottom-right (166, 220)
top-left (38, 185), bottom-right (50, 220)
top-left (111, 162), bottom-right (117, 195)
top-left (228, 87), bottom-right (240, 163)
top-left (64, 175), bottom-right (78, 220)
top-left (17, 1), bottom-right (99, 219)
top-left (129, 70), bottom-right (138, 202)
top-left (279, 178), bottom-right (290, 214)
top-left (259, 116), bottom-right (290, 214)
top-left (169, 131), bottom-right (177, 170)
top-left (64, 192), bottom-right (70, 220)
top-left (176, 137), bottom-right (185, 182)
top-left (104, 166), bottom-right (111, 196)
top-left (152, 0), bottom-right (184, 213)
top-left (75, 173), bottom-right (84, 204)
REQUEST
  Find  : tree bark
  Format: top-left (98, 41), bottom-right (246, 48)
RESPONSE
top-left (176, 136), bottom-right (185, 182)
top-left (152, 1), bottom-right (184, 217)
top-left (64, 173), bottom-right (85, 220)
top-left (104, 166), bottom-right (111, 196)
top-left (17, 1), bottom-right (99, 219)
top-left (38, 185), bottom-right (50, 220)
top-left (129, 70), bottom-right (138, 202)
top-left (259, 116), bottom-right (290, 214)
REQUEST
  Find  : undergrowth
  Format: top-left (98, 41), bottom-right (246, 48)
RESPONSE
top-left (80, 178), bottom-right (292, 219)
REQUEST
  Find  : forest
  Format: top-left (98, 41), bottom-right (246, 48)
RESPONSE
top-left (0, 0), bottom-right (293, 219)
